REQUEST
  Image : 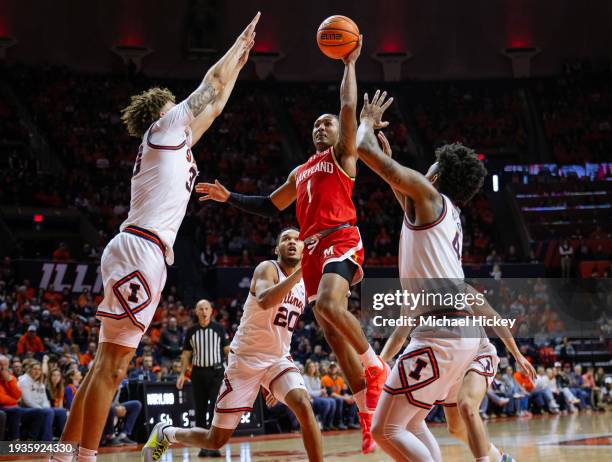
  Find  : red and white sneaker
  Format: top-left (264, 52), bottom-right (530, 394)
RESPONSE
top-left (358, 411), bottom-right (377, 454)
top-left (365, 357), bottom-right (390, 411)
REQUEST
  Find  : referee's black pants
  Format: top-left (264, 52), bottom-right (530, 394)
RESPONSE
top-left (191, 366), bottom-right (224, 429)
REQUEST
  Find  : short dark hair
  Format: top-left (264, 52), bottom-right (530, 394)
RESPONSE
top-left (435, 143), bottom-right (487, 205)
top-left (276, 227), bottom-right (300, 246)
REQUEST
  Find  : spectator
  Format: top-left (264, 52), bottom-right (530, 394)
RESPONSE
top-left (533, 366), bottom-right (560, 413)
top-left (17, 325), bottom-right (45, 356)
top-left (78, 342), bottom-right (97, 367)
top-left (101, 381), bottom-right (141, 446)
top-left (302, 360), bottom-right (336, 431)
top-left (18, 360), bottom-right (66, 439)
top-left (501, 367), bottom-right (529, 416)
top-left (10, 359), bottom-right (24, 378)
top-left (52, 243), bottom-right (71, 261)
top-left (553, 362), bottom-right (580, 412)
top-left (46, 368), bottom-right (65, 409)
top-left (159, 317), bottom-right (183, 360)
top-left (487, 371), bottom-right (512, 415)
top-left (129, 354), bottom-right (156, 382)
top-left (569, 364), bottom-right (591, 408)
top-left (64, 369), bottom-right (83, 410)
top-left (320, 363), bottom-right (358, 430)
top-left (559, 240), bottom-right (573, 278)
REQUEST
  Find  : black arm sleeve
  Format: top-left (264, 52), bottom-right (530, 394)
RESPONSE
top-left (227, 192), bottom-right (279, 217)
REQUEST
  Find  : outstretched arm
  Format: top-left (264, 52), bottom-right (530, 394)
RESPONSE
top-left (189, 12), bottom-right (260, 146)
top-left (466, 284), bottom-right (537, 381)
top-left (335, 36), bottom-right (362, 177)
top-left (252, 261), bottom-right (302, 310)
top-left (195, 167), bottom-right (297, 216)
top-left (357, 91), bottom-right (441, 224)
top-left (376, 131), bottom-right (408, 212)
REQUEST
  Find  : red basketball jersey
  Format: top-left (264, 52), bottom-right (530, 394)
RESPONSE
top-left (295, 147), bottom-right (357, 239)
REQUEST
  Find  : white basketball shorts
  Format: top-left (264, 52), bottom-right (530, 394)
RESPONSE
top-left (212, 353), bottom-right (306, 429)
top-left (96, 227), bottom-right (167, 348)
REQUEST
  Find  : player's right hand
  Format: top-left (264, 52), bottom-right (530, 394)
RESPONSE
top-left (196, 180), bottom-right (230, 202)
top-left (234, 12), bottom-right (260, 67)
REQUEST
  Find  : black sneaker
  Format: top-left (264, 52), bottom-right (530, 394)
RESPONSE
top-left (198, 449), bottom-right (210, 457)
top-left (208, 449), bottom-right (222, 458)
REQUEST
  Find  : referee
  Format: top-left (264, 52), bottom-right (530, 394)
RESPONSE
top-left (177, 299), bottom-right (229, 458)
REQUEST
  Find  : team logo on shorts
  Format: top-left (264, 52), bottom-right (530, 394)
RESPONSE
top-left (323, 245), bottom-right (335, 258)
top-left (99, 270), bottom-right (152, 331)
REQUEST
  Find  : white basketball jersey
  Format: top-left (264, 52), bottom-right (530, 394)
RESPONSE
top-left (120, 100), bottom-right (198, 265)
top-left (231, 261), bottom-right (306, 359)
top-left (399, 194), bottom-right (464, 279)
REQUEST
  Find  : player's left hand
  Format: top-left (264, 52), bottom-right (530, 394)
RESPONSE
top-left (235, 12), bottom-right (260, 67)
top-left (342, 34), bottom-right (363, 65)
top-left (360, 90), bottom-right (393, 129)
top-left (377, 132), bottom-right (392, 157)
top-left (515, 353), bottom-right (537, 382)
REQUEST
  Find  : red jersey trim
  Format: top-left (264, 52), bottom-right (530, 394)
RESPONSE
top-left (330, 147), bottom-right (355, 180)
top-left (146, 129), bottom-right (187, 151)
top-left (403, 195), bottom-right (447, 230)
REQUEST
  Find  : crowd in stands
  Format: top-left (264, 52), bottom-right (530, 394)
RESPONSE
top-left (411, 81), bottom-right (527, 152)
top-left (535, 64), bottom-right (612, 163)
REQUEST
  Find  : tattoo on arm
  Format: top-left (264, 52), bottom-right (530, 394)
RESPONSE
top-left (380, 157), bottom-right (403, 185)
top-left (187, 82), bottom-right (217, 117)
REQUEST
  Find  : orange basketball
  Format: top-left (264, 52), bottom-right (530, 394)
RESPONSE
top-left (317, 15), bottom-right (360, 60)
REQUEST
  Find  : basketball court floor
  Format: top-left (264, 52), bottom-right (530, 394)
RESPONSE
top-left (8, 413), bottom-right (609, 462)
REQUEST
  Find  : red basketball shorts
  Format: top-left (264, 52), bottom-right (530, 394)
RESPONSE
top-left (302, 226), bottom-right (364, 302)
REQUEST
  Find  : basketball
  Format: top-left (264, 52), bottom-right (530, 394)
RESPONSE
top-left (316, 15), bottom-right (360, 60)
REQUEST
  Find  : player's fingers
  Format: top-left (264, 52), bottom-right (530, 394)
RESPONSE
top-left (379, 91), bottom-right (387, 105)
top-left (381, 96), bottom-right (394, 112)
top-left (244, 11), bottom-right (261, 36)
top-left (363, 92), bottom-right (369, 106)
top-left (372, 89), bottom-right (380, 105)
top-left (379, 121), bottom-right (390, 128)
top-left (198, 195), bottom-right (212, 202)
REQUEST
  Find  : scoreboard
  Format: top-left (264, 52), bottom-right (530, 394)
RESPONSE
top-left (131, 381), bottom-right (265, 441)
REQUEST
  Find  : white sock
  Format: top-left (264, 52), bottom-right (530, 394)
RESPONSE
top-left (353, 389), bottom-right (372, 413)
top-left (49, 451), bottom-right (74, 462)
top-left (475, 457), bottom-right (490, 462)
top-left (165, 426), bottom-right (178, 444)
top-left (359, 345), bottom-right (380, 369)
top-left (76, 447), bottom-right (96, 462)
top-left (489, 443), bottom-right (503, 461)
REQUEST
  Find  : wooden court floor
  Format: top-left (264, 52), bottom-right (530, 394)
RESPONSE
top-left (11, 413), bottom-right (612, 461)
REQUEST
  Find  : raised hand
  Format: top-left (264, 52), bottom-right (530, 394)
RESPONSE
top-left (195, 180), bottom-right (230, 203)
top-left (342, 34), bottom-right (363, 65)
top-left (360, 90), bottom-right (394, 129)
top-left (235, 12), bottom-right (260, 67)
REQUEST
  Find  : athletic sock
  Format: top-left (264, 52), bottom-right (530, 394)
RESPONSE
top-left (475, 457), bottom-right (490, 462)
top-left (164, 426), bottom-right (178, 444)
top-left (359, 345), bottom-right (380, 369)
top-left (489, 443), bottom-right (503, 462)
top-left (49, 451), bottom-right (73, 462)
top-left (353, 389), bottom-right (372, 413)
top-left (76, 447), bottom-right (96, 462)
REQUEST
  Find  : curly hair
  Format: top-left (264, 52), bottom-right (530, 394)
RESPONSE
top-left (435, 143), bottom-right (487, 205)
top-left (120, 87), bottom-right (176, 138)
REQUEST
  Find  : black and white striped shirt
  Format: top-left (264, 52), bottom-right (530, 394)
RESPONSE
top-left (183, 321), bottom-right (229, 368)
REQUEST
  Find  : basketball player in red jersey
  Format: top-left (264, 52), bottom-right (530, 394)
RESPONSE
top-left (196, 36), bottom-right (387, 454)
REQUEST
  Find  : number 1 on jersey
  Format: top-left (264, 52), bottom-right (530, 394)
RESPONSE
top-left (307, 179), bottom-right (313, 203)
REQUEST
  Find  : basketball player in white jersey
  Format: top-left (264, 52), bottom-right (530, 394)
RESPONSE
top-left (48, 14), bottom-right (260, 462)
top-left (356, 91), bottom-right (535, 462)
top-left (143, 228), bottom-right (323, 462)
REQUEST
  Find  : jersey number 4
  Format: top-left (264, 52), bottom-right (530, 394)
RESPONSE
top-left (273, 306), bottom-right (300, 331)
